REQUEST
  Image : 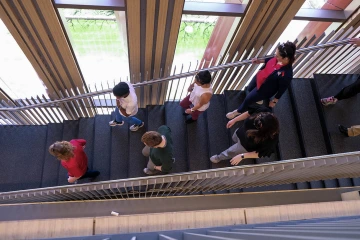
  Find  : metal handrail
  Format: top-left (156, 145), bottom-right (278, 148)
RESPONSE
top-left (1, 151), bottom-right (359, 204)
top-left (0, 39), bottom-right (351, 112)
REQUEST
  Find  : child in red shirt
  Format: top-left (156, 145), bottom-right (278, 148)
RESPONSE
top-left (49, 139), bottom-right (100, 183)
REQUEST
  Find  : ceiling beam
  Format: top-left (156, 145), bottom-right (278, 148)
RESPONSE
top-left (294, 8), bottom-right (346, 22)
top-left (54, 0), bottom-right (126, 11)
top-left (54, 1), bottom-right (346, 22)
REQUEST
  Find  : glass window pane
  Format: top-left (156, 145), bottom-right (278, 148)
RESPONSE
top-left (301, 0), bottom-right (327, 9)
top-left (59, 9), bottom-right (129, 87)
top-left (0, 20), bottom-right (47, 99)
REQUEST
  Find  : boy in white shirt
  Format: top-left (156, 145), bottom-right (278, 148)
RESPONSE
top-left (109, 82), bottom-right (144, 131)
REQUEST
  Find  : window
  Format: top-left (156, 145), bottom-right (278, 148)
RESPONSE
top-left (59, 9), bottom-right (129, 87)
top-left (0, 20), bottom-right (47, 99)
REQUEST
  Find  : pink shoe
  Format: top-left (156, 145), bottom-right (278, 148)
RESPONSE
top-left (321, 96), bottom-right (338, 106)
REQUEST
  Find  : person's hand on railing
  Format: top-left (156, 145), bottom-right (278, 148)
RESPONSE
top-left (252, 58), bottom-right (261, 64)
top-left (230, 155), bottom-right (243, 165)
top-left (350, 38), bottom-right (360, 47)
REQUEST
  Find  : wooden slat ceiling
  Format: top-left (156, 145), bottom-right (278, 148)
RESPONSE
top-left (0, 0), bottom-right (92, 118)
top-left (126, 0), bottom-right (184, 106)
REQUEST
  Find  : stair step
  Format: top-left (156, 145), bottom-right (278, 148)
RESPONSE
top-left (0, 126), bottom-right (47, 191)
top-left (165, 102), bottom-right (188, 173)
top-left (78, 117), bottom-right (96, 183)
top-left (128, 108), bottom-right (147, 178)
top-left (207, 94), bottom-right (231, 169)
top-left (186, 111), bottom-right (210, 171)
top-left (41, 123), bottom-right (63, 187)
top-left (147, 105), bottom-right (165, 131)
top-left (110, 111), bottom-right (129, 180)
top-left (58, 120), bottom-right (79, 186)
top-left (273, 90), bottom-right (303, 160)
top-left (93, 115), bottom-right (112, 182)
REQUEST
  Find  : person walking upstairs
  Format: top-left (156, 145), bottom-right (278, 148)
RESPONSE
top-left (109, 81), bottom-right (144, 131)
top-left (141, 125), bottom-right (174, 175)
top-left (226, 41), bottom-right (296, 119)
top-left (49, 139), bottom-right (100, 183)
top-left (180, 70), bottom-right (213, 124)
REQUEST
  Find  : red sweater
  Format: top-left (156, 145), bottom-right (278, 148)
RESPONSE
top-left (256, 57), bottom-right (283, 89)
top-left (61, 139), bottom-right (88, 177)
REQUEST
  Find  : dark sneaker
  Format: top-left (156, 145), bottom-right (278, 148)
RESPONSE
top-left (338, 124), bottom-right (349, 137)
top-left (130, 122), bottom-right (145, 131)
top-left (109, 120), bottom-right (124, 127)
top-left (185, 115), bottom-right (196, 124)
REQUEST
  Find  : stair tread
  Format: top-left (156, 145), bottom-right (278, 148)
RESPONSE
top-left (165, 102), bottom-right (188, 173)
top-left (92, 115), bottom-right (112, 182)
top-left (0, 126), bottom-right (47, 191)
top-left (128, 108), bottom-right (147, 178)
top-left (58, 120), bottom-right (79, 186)
top-left (41, 123), bottom-right (63, 187)
top-left (110, 111), bottom-right (129, 180)
top-left (77, 117), bottom-right (96, 184)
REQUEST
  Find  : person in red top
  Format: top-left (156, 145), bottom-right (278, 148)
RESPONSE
top-left (49, 139), bottom-right (100, 183)
top-left (226, 41), bottom-right (296, 119)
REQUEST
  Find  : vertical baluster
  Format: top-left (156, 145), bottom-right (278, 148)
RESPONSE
top-left (173, 64), bottom-right (184, 102)
top-left (93, 83), bottom-right (104, 115)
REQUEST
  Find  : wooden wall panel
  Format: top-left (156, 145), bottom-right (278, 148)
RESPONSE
top-left (125, 0), bottom-right (184, 106)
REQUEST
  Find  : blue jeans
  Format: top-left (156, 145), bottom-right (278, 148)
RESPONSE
top-left (237, 76), bottom-right (267, 113)
top-left (115, 108), bottom-right (142, 126)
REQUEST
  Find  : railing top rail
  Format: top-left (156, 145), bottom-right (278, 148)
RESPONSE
top-left (0, 150), bottom-right (359, 196)
top-left (0, 39), bottom-right (351, 112)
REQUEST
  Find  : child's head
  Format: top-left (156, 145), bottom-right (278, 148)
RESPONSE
top-left (49, 141), bottom-right (75, 160)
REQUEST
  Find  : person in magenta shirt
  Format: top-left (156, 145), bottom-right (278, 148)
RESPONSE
top-left (226, 41), bottom-right (296, 119)
top-left (49, 139), bottom-right (100, 183)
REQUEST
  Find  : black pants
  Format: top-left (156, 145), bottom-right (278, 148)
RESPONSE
top-left (334, 76), bottom-right (360, 100)
top-left (78, 169), bottom-right (100, 180)
top-left (237, 76), bottom-right (267, 113)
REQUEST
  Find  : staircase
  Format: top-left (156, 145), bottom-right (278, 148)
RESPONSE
top-left (0, 74), bottom-right (359, 194)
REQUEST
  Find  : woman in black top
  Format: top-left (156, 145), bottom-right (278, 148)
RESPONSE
top-left (210, 106), bottom-right (279, 165)
top-left (226, 41), bottom-right (296, 120)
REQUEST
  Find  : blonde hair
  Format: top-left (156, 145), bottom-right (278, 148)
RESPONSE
top-left (49, 141), bottom-right (75, 160)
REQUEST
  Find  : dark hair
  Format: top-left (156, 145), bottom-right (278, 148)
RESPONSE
top-left (195, 70), bottom-right (212, 85)
top-left (277, 41), bottom-right (296, 65)
top-left (141, 131), bottom-right (162, 147)
top-left (113, 82), bottom-right (130, 97)
top-left (246, 112), bottom-right (279, 144)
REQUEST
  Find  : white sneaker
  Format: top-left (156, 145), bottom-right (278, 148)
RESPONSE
top-left (210, 155), bottom-right (221, 163)
top-left (256, 100), bottom-right (263, 104)
top-left (130, 122), bottom-right (144, 132)
top-left (109, 120), bottom-right (124, 127)
top-left (226, 110), bottom-right (241, 119)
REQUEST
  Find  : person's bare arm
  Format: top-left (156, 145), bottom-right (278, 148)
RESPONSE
top-left (226, 111), bottom-right (250, 128)
top-left (230, 151), bottom-right (259, 165)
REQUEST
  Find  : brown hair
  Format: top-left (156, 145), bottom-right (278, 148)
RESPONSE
top-left (49, 141), bottom-right (75, 161)
top-left (246, 112), bottom-right (280, 144)
top-left (277, 41), bottom-right (296, 65)
top-left (141, 131), bottom-right (162, 147)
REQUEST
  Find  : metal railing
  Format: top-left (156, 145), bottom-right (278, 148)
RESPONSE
top-left (0, 39), bottom-right (351, 113)
top-left (1, 151), bottom-right (359, 204)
